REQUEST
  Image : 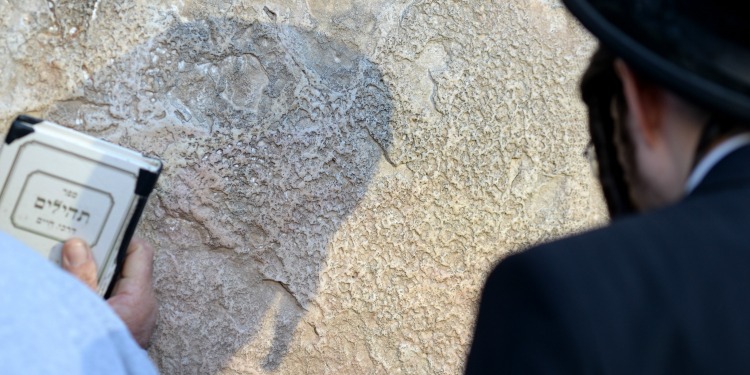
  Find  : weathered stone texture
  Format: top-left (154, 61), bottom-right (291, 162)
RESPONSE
top-left (0, 0), bottom-right (604, 374)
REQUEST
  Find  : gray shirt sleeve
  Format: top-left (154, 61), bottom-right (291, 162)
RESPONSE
top-left (0, 232), bottom-right (158, 375)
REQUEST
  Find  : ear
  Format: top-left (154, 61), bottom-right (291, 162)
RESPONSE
top-left (613, 59), bottom-right (665, 147)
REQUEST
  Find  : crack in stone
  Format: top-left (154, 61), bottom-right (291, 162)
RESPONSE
top-left (427, 69), bottom-right (442, 114)
top-left (368, 130), bottom-right (396, 168)
top-left (263, 6), bottom-right (277, 22)
top-left (263, 278), bottom-right (307, 312)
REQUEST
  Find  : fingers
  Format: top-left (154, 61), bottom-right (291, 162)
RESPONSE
top-left (61, 238), bottom-right (98, 291)
top-left (107, 238), bottom-right (157, 348)
top-left (110, 237), bottom-right (155, 297)
top-left (62, 237), bottom-right (158, 348)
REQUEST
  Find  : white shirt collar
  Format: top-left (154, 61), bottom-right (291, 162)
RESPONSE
top-left (684, 133), bottom-right (750, 194)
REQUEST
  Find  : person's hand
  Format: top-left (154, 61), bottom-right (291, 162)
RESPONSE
top-left (61, 237), bottom-right (157, 348)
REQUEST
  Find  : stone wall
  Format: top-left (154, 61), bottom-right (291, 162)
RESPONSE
top-left (0, 0), bottom-right (604, 373)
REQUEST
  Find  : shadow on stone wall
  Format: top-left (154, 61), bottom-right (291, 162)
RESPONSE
top-left (46, 17), bottom-right (392, 373)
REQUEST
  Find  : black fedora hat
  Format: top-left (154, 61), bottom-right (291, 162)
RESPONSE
top-left (563, 0), bottom-right (750, 122)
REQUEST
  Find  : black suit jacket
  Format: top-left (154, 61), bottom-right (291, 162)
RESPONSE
top-left (466, 145), bottom-right (750, 374)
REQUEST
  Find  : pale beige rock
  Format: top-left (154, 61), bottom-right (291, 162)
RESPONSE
top-left (0, 0), bottom-right (604, 374)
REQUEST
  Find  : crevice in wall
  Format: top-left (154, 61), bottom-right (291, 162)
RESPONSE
top-left (263, 278), bottom-right (307, 312)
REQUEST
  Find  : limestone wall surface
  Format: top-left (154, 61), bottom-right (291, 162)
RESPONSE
top-left (0, 0), bottom-right (604, 373)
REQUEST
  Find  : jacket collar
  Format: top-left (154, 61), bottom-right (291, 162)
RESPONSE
top-left (688, 143), bottom-right (750, 198)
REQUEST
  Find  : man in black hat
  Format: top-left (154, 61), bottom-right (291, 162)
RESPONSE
top-left (466, 1), bottom-right (750, 373)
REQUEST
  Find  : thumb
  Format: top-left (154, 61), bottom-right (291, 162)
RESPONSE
top-left (62, 238), bottom-right (98, 291)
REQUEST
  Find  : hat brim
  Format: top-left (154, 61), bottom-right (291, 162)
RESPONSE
top-left (563, 0), bottom-right (750, 122)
